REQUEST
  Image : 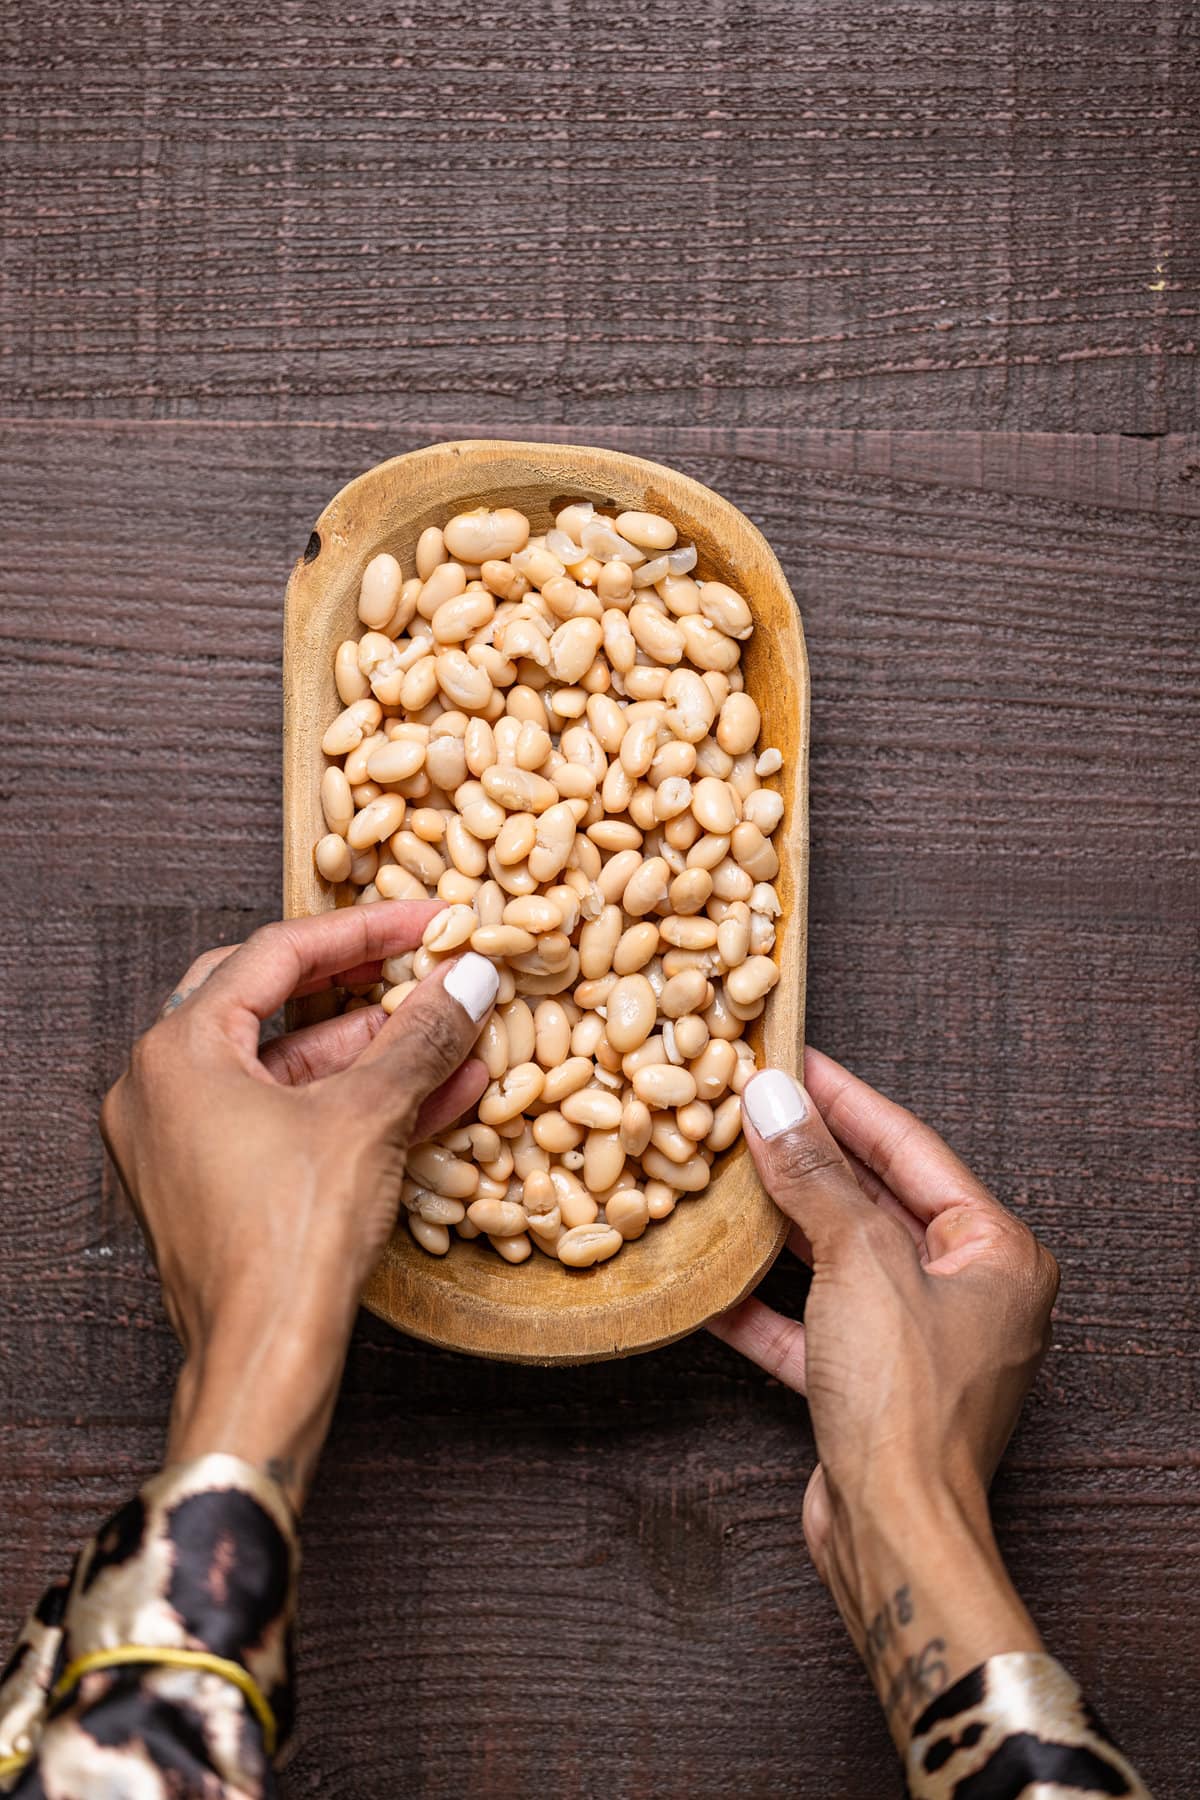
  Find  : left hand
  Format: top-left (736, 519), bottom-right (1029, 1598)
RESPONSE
top-left (101, 903), bottom-right (499, 1504)
top-left (710, 1049), bottom-right (1057, 1740)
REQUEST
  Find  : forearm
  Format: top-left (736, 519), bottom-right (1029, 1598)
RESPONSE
top-left (825, 1478), bottom-right (1042, 1751)
top-left (167, 1311), bottom-right (350, 1512)
top-left (825, 1476), bottom-right (1153, 1798)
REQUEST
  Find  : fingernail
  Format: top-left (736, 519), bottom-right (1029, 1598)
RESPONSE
top-left (743, 1070), bottom-right (808, 1139)
top-left (443, 952), bottom-right (499, 1023)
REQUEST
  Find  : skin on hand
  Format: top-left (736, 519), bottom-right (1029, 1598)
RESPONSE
top-left (710, 1048), bottom-right (1060, 1748)
top-left (100, 902), bottom-right (499, 1509)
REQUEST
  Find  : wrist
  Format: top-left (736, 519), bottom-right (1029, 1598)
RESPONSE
top-left (823, 1463), bottom-right (989, 1623)
top-left (821, 1465), bottom-right (1042, 1751)
top-left (823, 1469), bottom-right (982, 1636)
top-left (167, 1315), bottom-right (348, 1511)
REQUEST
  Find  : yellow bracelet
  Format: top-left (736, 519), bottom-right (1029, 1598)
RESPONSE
top-left (52, 1646), bottom-right (277, 1757)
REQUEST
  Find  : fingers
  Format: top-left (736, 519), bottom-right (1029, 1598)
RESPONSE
top-left (741, 1069), bottom-right (877, 1257)
top-left (411, 1059), bottom-right (491, 1142)
top-left (801, 1464), bottom-right (834, 1576)
top-left (259, 1007), bottom-right (491, 1142)
top-left (347, 952), bottom-right (500, 1141)
top-left (190, 903), bottom-right (445, 1059)
top-left (922, 1203), bottom-right (1013, 1277)
top-left (708, 1297), bottom-right (808, 1395)
top-left (786, 1221), bottom-right (814, 1265)
top-left (292, 957), bottom-right (389, 999)
top-left (842, 1147), bottom-right (928, 1256)
top-left (783, 1150), bottom-right (925, 1267)
top-left (259, 1006), bottom-right (387, 1086)
top-left (803, 1047), bottom-right (995, 1223)
top-left (160, 945), bottom-right (239, 1018)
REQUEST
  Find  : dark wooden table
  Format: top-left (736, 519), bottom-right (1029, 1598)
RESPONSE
top-left (2, 5), bottom-right (1197, 1796)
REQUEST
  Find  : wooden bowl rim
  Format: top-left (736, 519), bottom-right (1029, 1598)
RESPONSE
top-left (284, 437), bottom-right (806, 1365)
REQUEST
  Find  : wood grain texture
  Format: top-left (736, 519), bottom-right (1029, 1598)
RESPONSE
top-left (0, 423), bottom-right (1197, 1798)
top-left (1, 1), bottom-right (1198, 431)
top-left (284, 438), bottom-right (806, 1362)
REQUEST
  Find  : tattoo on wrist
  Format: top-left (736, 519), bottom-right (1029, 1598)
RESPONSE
top-left (880, 1637), bottom-right (949, 1720)
top-left (863, 1583), bottom-right (915, 1673)
top-left (265, 1456), bottom-right (297, 1491)
top-left (862, 1586), bottom-right (949, 1722)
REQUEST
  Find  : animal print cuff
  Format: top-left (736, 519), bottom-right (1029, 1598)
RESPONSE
top-left (0, 1456), bottom-right (297, 1792)
top-left (0, 1578), bottom-right (70, 1781)
top-left (907, 1652), bottom-right (1151, 1799)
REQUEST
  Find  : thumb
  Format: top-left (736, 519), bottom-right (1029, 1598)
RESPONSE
top-left (347, 951), bottom-right (500, 1142)
top-left (741, 1069), bottom-right (875, 1258)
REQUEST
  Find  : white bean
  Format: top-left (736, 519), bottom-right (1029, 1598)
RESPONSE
top-left (416, 525), bottom-right (447, 581)
top-left (315, 833), bottom-right (352, 883)
top-left (335, 639), bottom-right (371, 704)
top-left (616, 510), bottom-right (677, 550)
top-left (604, 975), bottom-right (657, 1054)
top-left (358, 553), bottom-right (403, 629)
top-left (558, 1224), bottom-right (623, 1268)
top-left (444, 508), bottom-right (530, 563)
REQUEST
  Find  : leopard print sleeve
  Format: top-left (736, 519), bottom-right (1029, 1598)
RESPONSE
top-left (0, 1455), bottom-right (297, 1798)
top-left (907, 1652), bottom-right (1153, 1798)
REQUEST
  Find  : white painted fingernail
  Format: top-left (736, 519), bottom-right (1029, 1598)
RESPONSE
top-left (443, 952), bottom-right (499, 1023)
top-left (743, 1070), bottom-right (808, 1139)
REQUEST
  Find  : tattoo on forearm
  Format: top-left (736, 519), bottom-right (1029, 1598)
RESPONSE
top-left (863, 1585), bottom-right (949, 1722)
top-left (161, 991), bottom-right (185, 1013)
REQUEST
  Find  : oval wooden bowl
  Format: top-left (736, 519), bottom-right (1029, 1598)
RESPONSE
top-left (283, 439), bottom-right (808, 1364)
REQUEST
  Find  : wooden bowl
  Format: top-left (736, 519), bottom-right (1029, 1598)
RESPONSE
top-left (283, 439), bottom-right (808, 1364)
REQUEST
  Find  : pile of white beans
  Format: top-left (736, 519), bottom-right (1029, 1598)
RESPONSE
top-left (314, 499), bottom-right (784, 1270)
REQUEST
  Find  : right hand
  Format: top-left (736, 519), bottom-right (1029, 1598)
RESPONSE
top-left (711, 1049), bottom-right (1059, 1735)
top-left (100, 903), bottom-right (500, 1502)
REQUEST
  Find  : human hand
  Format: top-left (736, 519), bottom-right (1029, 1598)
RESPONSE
top-left (711, 1048), bottom-right (1059, 1739)
top-left (100, 903), bottom-right (499, 1505)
